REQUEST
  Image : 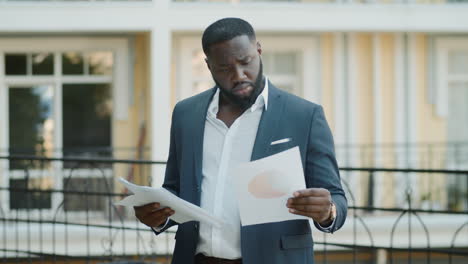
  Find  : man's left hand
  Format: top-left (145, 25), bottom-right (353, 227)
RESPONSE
top-left (286, 188), bottom-right (333, 225)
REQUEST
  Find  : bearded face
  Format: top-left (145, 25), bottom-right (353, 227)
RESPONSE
top-left (205, 35), bottom-right (265, 110)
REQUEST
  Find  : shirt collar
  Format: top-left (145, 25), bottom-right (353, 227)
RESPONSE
top-left (208, 77), bottom-right (269, 116)
top-left (251, 77), bottom-right (269, 112)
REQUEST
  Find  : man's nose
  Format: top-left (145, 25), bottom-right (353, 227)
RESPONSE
top-left (232, 65), bottom-right (246, 81)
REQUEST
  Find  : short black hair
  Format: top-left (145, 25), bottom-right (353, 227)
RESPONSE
top-left (202, 17), bottom-right (256, 56)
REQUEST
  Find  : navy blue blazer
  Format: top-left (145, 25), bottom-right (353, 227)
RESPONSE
top-left (157, 82), bottom-right (347, 264)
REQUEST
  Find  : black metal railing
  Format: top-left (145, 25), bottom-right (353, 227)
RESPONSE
top-left (321, 167), bottom-right (468, 264)
top-left (0, 155), bottom-right (466, 264)
top-left (335, 142), bottom-right (468, 170)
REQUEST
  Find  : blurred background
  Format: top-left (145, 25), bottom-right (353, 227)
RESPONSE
top-left (0, 0), bottom-right (467, 263)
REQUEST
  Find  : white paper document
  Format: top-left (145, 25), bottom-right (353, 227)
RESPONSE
top-left (115, 178), bottom-right (224, 227)
top-left (233, 146), bottom-right (308, 226)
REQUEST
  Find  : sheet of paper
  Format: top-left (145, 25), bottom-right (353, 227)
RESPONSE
top-left (115, 178), bottom-right (223, 227)
top-left (233, 146), bottom-right (308, 226)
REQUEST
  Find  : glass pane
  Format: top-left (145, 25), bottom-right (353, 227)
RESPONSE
top-left (262, 53), bottom-right (274, 75)
top-left (62, 52), bottom-right (84, 75)
top-left (10, 178), bottom-right (52, 210)
top-left (192, 50), bottom-right (214, 96)
top-left (63, 177), bottom-right (112, 211)
top-left (32, 53), bottom-right (54, 75)
top-left (448, 50), bottom-right (468, 75)
top-left (447, 82), bottom-right (468, 142)
top-left (5, 54), bottom-right (27, 75)
top-left (192, 50), bottom-right (210, 78)
top-left (63, 84), bottom-right (112, 160)
top-left (261, 51), bottom-right (300, 96)
top-left (274, 52), bottom-right (296, 74)
top-left (87, 51), bottom-right (113, 75)
top-left (9, 85), bottom-right (54, 169)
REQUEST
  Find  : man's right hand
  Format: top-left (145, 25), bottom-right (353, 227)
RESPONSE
top-left (134, 203), bottom-right (175, 228)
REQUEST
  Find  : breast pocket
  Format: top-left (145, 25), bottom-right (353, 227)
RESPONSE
top-left (269, 138), bottom-right (296, 155)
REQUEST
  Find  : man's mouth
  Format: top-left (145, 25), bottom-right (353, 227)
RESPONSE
top-left (233, 83), bottom-right (253, 95)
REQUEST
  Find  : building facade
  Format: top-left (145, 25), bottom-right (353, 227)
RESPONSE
top-left (0, 0), bottom-right (467, 263)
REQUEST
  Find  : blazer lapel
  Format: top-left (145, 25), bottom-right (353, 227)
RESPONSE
top-left (251, 82), bottom-right (285, 161)
top-left (192, 88), bottom-right (217, 189)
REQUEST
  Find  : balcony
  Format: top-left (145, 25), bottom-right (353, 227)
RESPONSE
top-left (0, 0), bottom-right (467, 3)
top-left (0, 0), bottom-right (467, 33)
top-left (0, 155), bottom-right (466, 263)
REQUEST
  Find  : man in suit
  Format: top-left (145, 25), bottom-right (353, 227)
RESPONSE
top-left (134, 17), bottom-right (347, 264)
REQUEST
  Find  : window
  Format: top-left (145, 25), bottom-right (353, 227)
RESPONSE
top-left (262, 51), bottom-right (301, 95)
top-left (1, 38), bottom-right (129, 214)
top-left (62, 83), bottom-right (112, 160)
top-left (435, 37), bottom-right (468, 210)
top-left (446, 50), bottom-right (468, 211)
top-left (175, 36), bottom-right (318, 102)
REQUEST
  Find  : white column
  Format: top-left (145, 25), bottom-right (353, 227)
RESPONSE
top-left (302, 37), bottom-right (320, 104)
top-left (373, 34), bottom-right (382, 165)
top-left (408, 34), bottom-right (418, 167)
top-left (394, 33), bottom-right (407, 206)
top-left (395, 33), bottom-right (406, 161)
top-left (348, 33), bottom-right (359, 167)
top-left (333, 33), bottom-right (346, 164)
top-left (408, 33), bottom-right (419, 202)
top-left (53, 52), bottom-right (63, 212)
top-left (373, 34), bottom-right (383, 207)
top-left (151, 0), bottom-right (172, 187)
top-left (427, 36), bottom-right (437, 105)
top-left (114, 42), bottom-right (130, 121)
top-left (347, 33), bottom-right (362, 205)
top-left (0, 52), bottom-right (9, 213)
top-left (0, 52), bottom-right (6, 156)
top-left (435, 38), bottom-right (449, 118)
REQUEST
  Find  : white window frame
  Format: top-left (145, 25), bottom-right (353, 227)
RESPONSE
top-left (175, 35), bottom-right (320, 103)
top-left (435, 37), bottom-right (468, 118)
top-left (0, 37), bottom-right (130, 218)
top-left (435, 37), bottom-right (468, 173)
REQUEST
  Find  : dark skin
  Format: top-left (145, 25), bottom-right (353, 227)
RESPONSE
top-left (134, 35), bottom-right (333, 228)
top-left (205, 35), bottom-right (263, 127)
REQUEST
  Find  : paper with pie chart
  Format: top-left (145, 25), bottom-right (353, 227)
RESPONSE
top-left (233, 146), bottom-right (308, 226)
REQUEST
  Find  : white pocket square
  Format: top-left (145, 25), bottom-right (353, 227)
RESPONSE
top-left (270, 138), bottom-right (291, 145)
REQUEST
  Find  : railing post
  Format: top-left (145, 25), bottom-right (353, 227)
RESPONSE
top-left (368, 170), bottom-right (375, 210)
top-left (406, 187), bottom-right (412, 264)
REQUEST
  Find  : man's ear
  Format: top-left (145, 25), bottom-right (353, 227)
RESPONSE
top-left (257, 41), bottom-right (262, 56)
top-left (205, 58), bottom-right (211, 71)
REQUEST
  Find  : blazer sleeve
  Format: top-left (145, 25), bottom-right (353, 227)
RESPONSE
top-left (153, 104), bottom-right (181, 235)
top-left (306, 106), bottom-right (347, 233)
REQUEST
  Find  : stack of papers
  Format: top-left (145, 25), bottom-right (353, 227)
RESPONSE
top-left (115, 178), bottom-right (223, 227)
top-left (233, 146), bottom-right (308, 226)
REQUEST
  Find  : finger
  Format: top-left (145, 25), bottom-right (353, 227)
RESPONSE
top-left (287, 196), bottom-right (328, 206)
top-left (134, 202), bottom-right (161, 214)
top-left (142, 209), bottom-right (175, 227)
top-left (288, 208), bottom-right (326, 222)
top-left (292, 188), bottom-right (328, 198)
top-left (288, 208), bottom-right (314, 218)
top-left (146, 207), bottom-right (173, 219)
top-left (287, 204), bottom-right (323, 213)
top-left (135, 204), bottom-right (172, 221)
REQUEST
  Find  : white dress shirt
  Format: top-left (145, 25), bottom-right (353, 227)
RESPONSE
top-left (195, 80), bottom-right (269, 259)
